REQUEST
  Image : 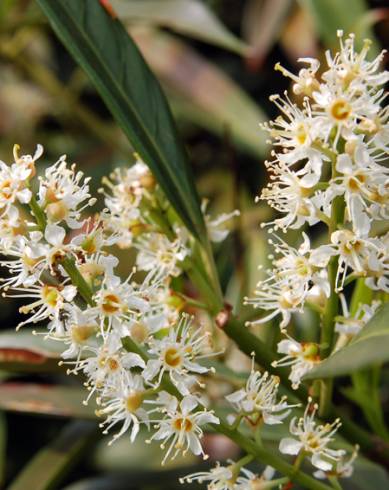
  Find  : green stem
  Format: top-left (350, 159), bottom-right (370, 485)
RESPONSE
top-left (328, 476), bottom-right (343, 490)
top-left (29, 196), bottom-right (47, 232)
top-left (60, 257), bottom-right (95, 307)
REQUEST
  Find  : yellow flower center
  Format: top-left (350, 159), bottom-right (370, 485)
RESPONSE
top-left (125, 391), bottom-right (143, 412)
top-left (330, 99), bottom-right (351, 121)
top-left (164, 347), bottom-right (182, 368)
top-left (173, 417), bottom-right (193, 432)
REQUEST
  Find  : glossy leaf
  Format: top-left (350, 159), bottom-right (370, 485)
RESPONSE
top-left (0, 382), bottom-right (96, 418)
top-left (132, 27), bottom-right (268, 157)
top-left (112, 0), bottom-right (247, 55)
top-left (36, 0), bottom-right (206, 240)
top-left (8, 420), bottom-right (97, 490)
top-left (305, 303), bottom-right (389, 379)
top-left (0, 329), bottom-right (63, 372)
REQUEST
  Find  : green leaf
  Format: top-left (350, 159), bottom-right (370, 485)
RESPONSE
top-left (299, 0), bottom-right (380, 53)
top-left (36, 0), bottom-right (206, 240)
top-left (112, 0), bottom-right (248, 55)
top-left (0, 330), bottom-right (63, 372)
top-left (132, 28), bottom-right (268, 157)
top-left (305, 303), bottom-right (389, 379)
top-left (8, 420), bottom-right (98, 490)
top-left (0, 382), bottom-right (96, 418)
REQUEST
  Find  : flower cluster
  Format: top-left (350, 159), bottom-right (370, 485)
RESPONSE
top-left (246, 31), bottom-right (389, 391)
top-left (0, 145), bottom-right (240, 466)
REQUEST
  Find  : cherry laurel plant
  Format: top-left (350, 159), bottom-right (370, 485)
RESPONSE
top-left (1, 32), bottom-right (388, 489)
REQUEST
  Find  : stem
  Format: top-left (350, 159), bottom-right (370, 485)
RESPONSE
top-left (319, 150), bottom-right (345, 417)
top-left (29, 196), bottom-right (47, 232)
top-left (328, 476), bottom-right (343, 490)
top-left (60, 257), bottom-right (95, 307)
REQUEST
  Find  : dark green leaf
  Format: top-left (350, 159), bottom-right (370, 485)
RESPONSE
top-left (112, 0), bottom-right (247, 54)
top-left (36, 0), bottom-right (206, 240)
top-left (0, 382), bottom-right (96, 418)
top-left (305, 303), bottom-right (389, 379)
top-left (8, 420), bottom-right (98, 490)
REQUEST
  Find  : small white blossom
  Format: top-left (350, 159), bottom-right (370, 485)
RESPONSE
top-left (272, 336), bottom-right (320, 389)
top-left (147, 393), bottom-right (219, 465)
top-left (226, 359), bottom-right (297, 425)
top-left (279, 398), bottom-right (345, 471)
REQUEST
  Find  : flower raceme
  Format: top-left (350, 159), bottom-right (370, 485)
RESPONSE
top-left (0, 144), bottom-right (237, 471)
top-left (2, 29), bottom-right (386, 488)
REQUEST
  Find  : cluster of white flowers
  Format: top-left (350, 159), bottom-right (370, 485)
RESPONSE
top-left (100, 159), bottom-right (239, 277)
top-left (4, 29), bottom-right (386, 489)
top-left (245, 31), bottom-right (389, 392)
top-left (181, 463), bottom-right (277, 490)
top-left (0, 145), bottom-right (241, 466)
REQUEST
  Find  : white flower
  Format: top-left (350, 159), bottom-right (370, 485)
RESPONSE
top-left (314, 445), bottom-right (359, 480)
top-left (143, 315), bottom-right (213, 395)
top-left (226, 359), bottom-right (297, 425)
top-left (97, 373), bottom-right (150, 444)
top-left (38, 155), bottom-right (95, 228)
top-left (335, 294), bottom-right (380, 337)
top-left (91, 272), bottom-right (152, 339)
top-left (9, 282), bottom-right (77, 333)
top-left (258, 163), bottom-right (321, 231)
top-left (67, 341), bottom-right (145, 403)
top-left (202, 201), bottom-right (240, 243)
top-left (180, 462), bottom-right (235, 489)
top-left (236, 466), bottom-right (276, 489)
top-left (272, 336), bottom-right (320, 389)
top-left (135, 231), bottom-right (189, 277)
top-left (100, 160), bottom-right (154, 248)
top-left (147, 393), bottom-right (219, 465)
top-left (279, 398), bottom-right (345, 471)
top-left (0, 144), bottom-right (41, 214)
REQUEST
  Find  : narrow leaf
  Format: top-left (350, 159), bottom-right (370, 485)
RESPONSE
top-left (8, 420), bottom-right (97, 490)
top-left (305, 303), bottom-right (389, 379)
top-left (112, 0), bottom-right (248, 55)
top-left (0, 382), bottom-right (95, 418)
top-left (36, 0), bottom-right (206, 240)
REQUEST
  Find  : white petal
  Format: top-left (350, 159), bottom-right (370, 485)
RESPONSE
top-left (45, 224), bottom-right (66, 246)
top-left (279, 437), bottom-right (302, 455)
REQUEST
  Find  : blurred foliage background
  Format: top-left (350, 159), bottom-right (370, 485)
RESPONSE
top-left (0, 1), bottom-right (388, 489)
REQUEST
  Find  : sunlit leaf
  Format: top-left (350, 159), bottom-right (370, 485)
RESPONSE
top-left (36, 0), bottom-right (206, 240)
top-left (305, 304), bottom-right (389, 379)
top-left (0, 382), bottom-right (95, 418)
top-left (8, 420), bottom-right (97, 490)
top-left (132, 27), bottom-right (268, 157)
top-left (112, 0), bottom-right (247, 55)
